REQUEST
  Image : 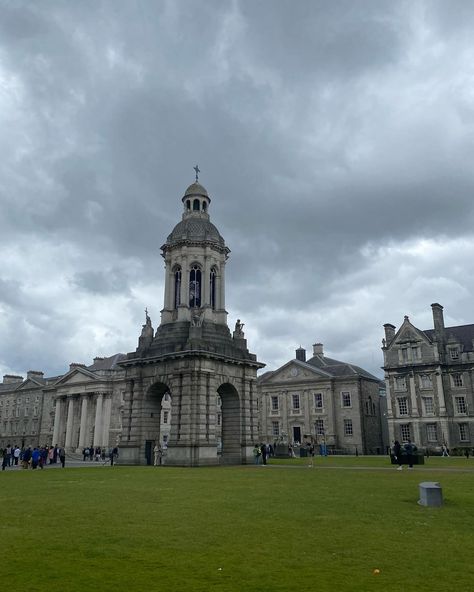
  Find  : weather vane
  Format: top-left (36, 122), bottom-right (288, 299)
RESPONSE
top-left (193, 164), bottom-right (200, 182)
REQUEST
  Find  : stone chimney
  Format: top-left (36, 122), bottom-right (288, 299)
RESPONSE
top-left (431, 303), bottom-right (445, 333)
top-left (383, 324), bottom-right (396, 344)
top-left (313, 343), bottom-right (324, 356)
top-left (27, 370), bottom-right (44, 380)
top-left (69, 363), bottom-right (86, 371)
top-left (295, 347), bottom-right (306, 362)
top-left (3, 374), bottom-right (23, 384)
top-left (94, 357), bottom-right (105, 363)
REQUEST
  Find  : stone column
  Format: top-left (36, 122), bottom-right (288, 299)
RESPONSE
top-left (93, 393), bottom-right (104, 447)
top-left (64, 398), bottom-right (75, 449)
top-left (101, 395), bottom-right (112, 449)
top-left (203, 254), bottom-right (210, 306)
top-left (78, 396), bottom-right (89, 448)
top-left (52, 398), bottom-right (63, 446)
top-left (219, 264), bottom-right (226, 311)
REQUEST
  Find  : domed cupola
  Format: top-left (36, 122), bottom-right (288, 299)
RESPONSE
top-left (159, 172), bottom-right (229, 328)
top-left (182, 182), bottom-right (211, 218)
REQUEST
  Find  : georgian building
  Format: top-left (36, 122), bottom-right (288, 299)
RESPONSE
top-left (382, 303), bottom-right (474, 450)
top-left (0, 355), bottom-right (172, 452)
top-left (258, 344), bottom-right (385, 454)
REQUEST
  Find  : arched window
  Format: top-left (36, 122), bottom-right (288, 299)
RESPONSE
top-left (189, 265), bottom-right (201, 307)
top-left (202, 201), bottom-right (207, 211)
top-left (193, 198), bottom-right (200, 211)
top-left (174, 266), bottom-right (181, 308)
top-left (186, 200), bottom-right (191, 210)
top-left (210, 267), bottom-right (217, 309)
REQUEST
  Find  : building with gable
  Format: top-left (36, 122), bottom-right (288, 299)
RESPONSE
top-left (258, 343), bottom-right (384, 454)
top-left (382, 303), bottom-right (474, 451)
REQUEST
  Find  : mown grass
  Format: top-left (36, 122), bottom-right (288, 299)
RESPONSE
top-left (1, 458), bottom-right (474, 592)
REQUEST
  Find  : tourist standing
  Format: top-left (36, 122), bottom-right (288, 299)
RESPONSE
top-left (253, 444), bottom-right (261, 465)
top-left (13, 445), bottom-right (21, 465)
top-left (59, 447), bottom-right (66, 468)
top-left (393, 440), bottom-right (403, 470)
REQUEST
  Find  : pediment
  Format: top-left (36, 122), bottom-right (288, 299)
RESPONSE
top-left (53, 367), bottom-right (97, 386)
top-left (16, 378), bottom-right (43, 391)
top-left (390, 319), bottom-right (431, 348)
top-left (260, 361), bottom-right (331, 385)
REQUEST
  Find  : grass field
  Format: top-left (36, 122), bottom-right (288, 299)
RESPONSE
top-left (2, 456), bottom-right (474, 592)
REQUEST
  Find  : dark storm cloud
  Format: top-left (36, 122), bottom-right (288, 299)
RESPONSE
top-left (1, 0), bottom-right (474, 378)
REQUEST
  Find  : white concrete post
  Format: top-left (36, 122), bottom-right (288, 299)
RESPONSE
top-left (101, 395), bottom-right (112, 449)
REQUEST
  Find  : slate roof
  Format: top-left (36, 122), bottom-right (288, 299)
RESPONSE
top-left (87, 353), bottom-right (126, 371)
top-left (423, 324), bottom-right (474, 351)
top-left (306, 354), bottom-right (381, 381)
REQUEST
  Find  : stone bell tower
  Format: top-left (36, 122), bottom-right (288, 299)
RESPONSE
top-left (119, 174), bottom-right (264, 466)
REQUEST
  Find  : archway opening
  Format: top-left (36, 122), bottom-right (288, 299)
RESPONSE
top-left (144, 382), bottom-right (172, 465)
top-left (217, 383), bottom-right (241, 464)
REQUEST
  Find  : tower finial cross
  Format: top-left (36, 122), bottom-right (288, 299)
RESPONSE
top-left (193, 164), bottom-right (200, 182)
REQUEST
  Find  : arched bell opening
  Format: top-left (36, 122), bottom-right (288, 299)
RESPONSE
top-left (217, 382), bottom-right (241, 465)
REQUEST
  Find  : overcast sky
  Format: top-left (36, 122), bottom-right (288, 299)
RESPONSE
top-left (1, 0), bottom-right (474, 380)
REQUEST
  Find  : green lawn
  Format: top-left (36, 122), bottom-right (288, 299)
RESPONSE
top-left (1, 458), bottom-right (474, 592)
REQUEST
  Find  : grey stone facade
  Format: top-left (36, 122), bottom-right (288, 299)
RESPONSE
top-left (258, 344), bottom-right (385, 454)
top-left (383, 303), bottom-right (474, 451)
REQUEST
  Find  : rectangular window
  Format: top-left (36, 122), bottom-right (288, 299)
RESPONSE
top-left (426, 424), bottom-right (438, 442)
top-left (292, 394), bottom-right (300, 410)
top-left (455, 396), bottom-right (467, 414)
top-left (459, 424), bottom-right (469, 442)
top-left (272, 421), bottom-right (280, 437)
top-left (343, 419), bottom-right (353, 436)
top-left (15, 408), bottom-right (20, 418)
top-left (315, 419), bottom-right (324, 436)
top-left (422, 397), bottom-right (434, 414)
top-left (450, 347), bottom-right (460, 360)
top-left (341, 392), bottom-right (351, 407)
top-left (400, 424), bottom-right (411, 442)
top-left (163, 411), bottom-right (169, 424)
top-left (24, 408), bottom-right (29, 417)
top-left (452, 373), bottom-right (464, 387)
top-left (411, 346), bottom-right (421, 361)
top-left (401, 348), bottom-right (408, 363)
top-left (33, 406), bottom-right (38, 417)
top-left (420, 374), bottom-right (432, 389)
top-left (395, 377), bottom-right (406, 391)
top-left (314, 393), bottom-right (323, 409)
top-left (271, 396), bottom-right (279, 411)
top-left (397, 397), bottom-right (408, 416)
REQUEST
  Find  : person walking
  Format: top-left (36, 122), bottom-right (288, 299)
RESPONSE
top-left (13, 445), bottom-right (21, 466)
top-left (58, 447), bottom-right (66, 468)
top-left (441, 444), bottom-right (450, 457)
top-left (393, 440), bottom-right (403, 470)
top-left (404, 440), bottom-right (415, 469)
top-left (2, 449), bottom-right (8, 471)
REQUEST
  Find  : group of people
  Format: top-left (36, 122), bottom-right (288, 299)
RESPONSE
top-left (1, 444), bottom-right (66, 470)
top-left (253, 443), bottom-right (274, 465)
top-left (392, 440), bottom-right (417, 470)
top-left (82, 446), bottom-right (119, 465)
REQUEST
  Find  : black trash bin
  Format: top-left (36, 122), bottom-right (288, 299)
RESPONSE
top-left (300, 447), bottom-right (307, 458)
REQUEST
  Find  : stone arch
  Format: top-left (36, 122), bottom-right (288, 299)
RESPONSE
top-left (217, 382), bottom-right (241, 464)
top-left (143, 381), bottom-right (172, 463)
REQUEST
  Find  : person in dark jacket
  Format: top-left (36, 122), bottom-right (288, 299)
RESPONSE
top-left (58, 448), bottom-right (66, 468)
top-left (404, 440), bottom-right (415, 468)
top-left (393, 440), bottom-right (403, 470)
